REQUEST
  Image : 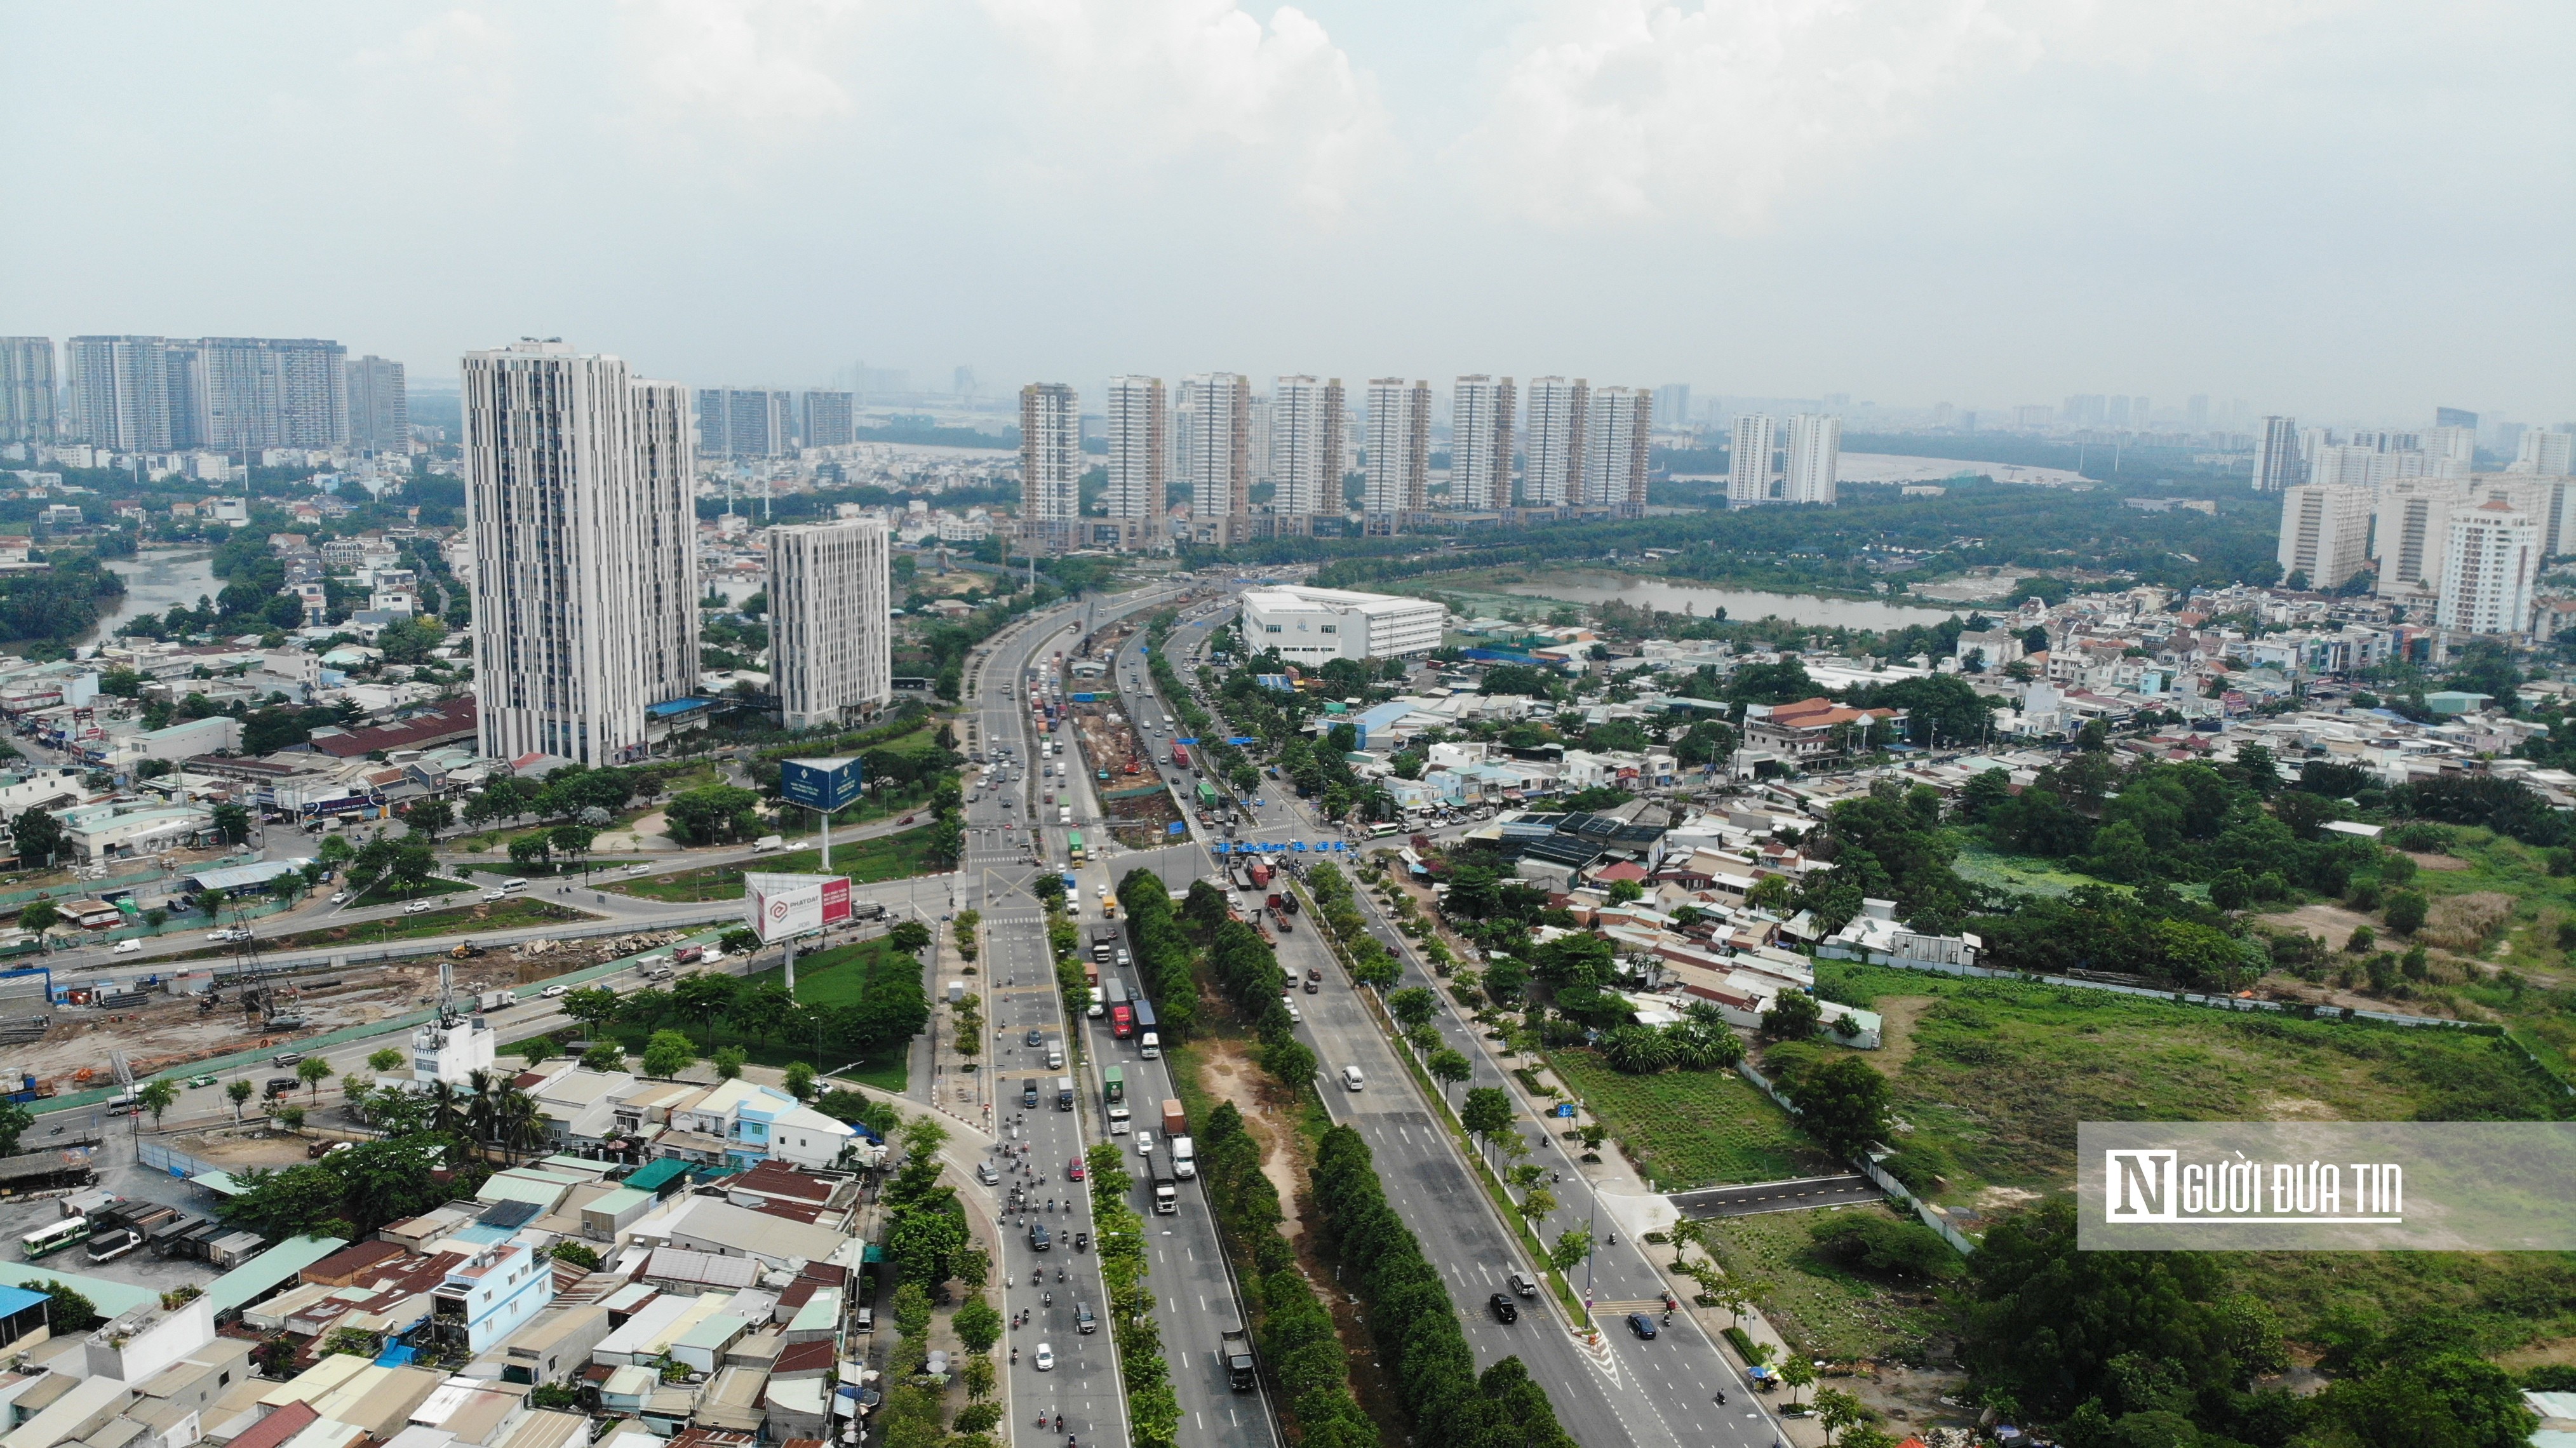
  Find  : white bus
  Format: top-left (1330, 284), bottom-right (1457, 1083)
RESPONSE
top-left (22, 1217), bottom-right (91, 1261)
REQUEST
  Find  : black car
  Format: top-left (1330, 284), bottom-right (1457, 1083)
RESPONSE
top-left (1023, 1081), bottom-right (1040, 1108)
top-left (1030, 1223), bottom-right (1052, 1250)
top-left (1626, 1312), bottom-right (1657, 1340)
top-left (1024, 1028), bottom-right (1045, 1047)
top-left (1487, 1293), bottom-right (1518, 1324)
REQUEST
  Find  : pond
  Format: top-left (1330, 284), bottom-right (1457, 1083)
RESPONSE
top-left (86, 549), bottom-right (220, 642)
top-left (1491, 570), bottom-right (1968, 632)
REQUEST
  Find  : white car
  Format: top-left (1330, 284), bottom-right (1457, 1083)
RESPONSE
top-left (481, 889), bottom-right (506, 902)
top-left (541, 984), bottom-right (568, 998)
top-left (112, 939), bottom-right (141, 955)
top-left (1135, 1131), bottom-right (1155, 1156)
top-left (403, 899), bottom-right (433, 915)
top-left (1034, 1343), bottom-right (1056, 1372)
top-left (625, 862), bottom-right (652, 875)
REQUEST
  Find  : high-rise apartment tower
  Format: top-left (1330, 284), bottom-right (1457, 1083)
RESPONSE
top-left (1524, 377), bottom-right (1587, 507)
top-left (1019, 382), bottom-right (1081, 554)
top-left (1268, 376), bottom-right (1345, 518)
top-left (0, 339), bottom-right (56, 444)
top-left (1450, 375), bottom-right (1515, 512)
top-left (1104, 375), bottom-right (1166, 550)
top-left (2252, 416), bottom-right (2304, 492)
top-left (1364, 379), bottom-right (1430, 535)
top-left (768, 518), bottom-right (892, 731)
top-left (1583, 387), bottom-right (1652, 513)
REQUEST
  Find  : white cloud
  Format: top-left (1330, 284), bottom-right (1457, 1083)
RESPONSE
top-left (618, 0), bottom-right (864, 128)
top-left (1455, 0), bottom-right (2052, 231)
top-left (977, 0), bottom-right (1392, 218)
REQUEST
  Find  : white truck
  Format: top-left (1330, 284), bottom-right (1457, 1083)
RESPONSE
top-left (476, 988), bottom-right (517, 1012)
top-left (1169, 1135), bottom-right (1195, 1179)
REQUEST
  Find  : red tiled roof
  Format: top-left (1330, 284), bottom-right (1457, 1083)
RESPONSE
top-left (229, 1402), bottom-right (319, 1448)
top-left (305, 698), bottom-right (478, 759)
top-left (772, 1340), bottom-right (836, 1376)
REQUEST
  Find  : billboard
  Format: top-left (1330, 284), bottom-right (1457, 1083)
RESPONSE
top-left (745, 872), bottom-right (853, 942)
top-left (780, 756), bottom-right (865, 813)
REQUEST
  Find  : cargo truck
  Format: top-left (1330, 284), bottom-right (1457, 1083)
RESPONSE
top-left (1219, 1329), bottom-right (1256, 1391)
top-left (1146, 1151), bottom-right (1178, 1214)
top-left (1054, 1075), bottom-right (1075, 1110)
top-left (1103, 1066), bottom-right (1124, 1104)
top-left (476, 989), bottom-right (516, 1011)
top-left (1161, 1098), bottom-right (1185, 1138)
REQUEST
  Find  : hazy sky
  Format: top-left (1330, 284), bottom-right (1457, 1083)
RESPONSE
top-left (7, 1), bottom-right (2570, 424)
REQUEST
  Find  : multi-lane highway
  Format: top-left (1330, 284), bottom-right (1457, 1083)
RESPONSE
top-left (963, 582), bottom-right (1284, 1448)
top-left (1113, 593), bottom-right (1790, 1448)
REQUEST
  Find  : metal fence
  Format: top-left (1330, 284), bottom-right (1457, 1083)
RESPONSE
top-left (138, 1139), bottom-right (219, 1181)
top-left (1734, 1061), bottom-right (1978, 1257)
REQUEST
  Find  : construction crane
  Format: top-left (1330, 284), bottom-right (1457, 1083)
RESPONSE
top-left (229, 906), bottom-right (304, 1031)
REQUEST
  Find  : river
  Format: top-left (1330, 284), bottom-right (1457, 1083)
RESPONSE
top-left (86, 549), bottom-right (220, 643)
top-left (1493, 570), bottom-right (1967, 631)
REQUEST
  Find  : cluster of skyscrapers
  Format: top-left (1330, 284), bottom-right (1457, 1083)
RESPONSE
top-left (1017, 373), bottom-right (1664, 553)
top-left (2272, 409), bottom-right (2576, 637)
top-left (696, 387), bottom-right (858, 458)
top-left (1727, 412), bottom-right (1843, 507)
top-left (0, 335), bottom-right (407, 453)
top-left (461, 341), bottom-right (890, 764)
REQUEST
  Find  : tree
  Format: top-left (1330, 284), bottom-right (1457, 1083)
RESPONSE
top-left (1516, 1187), bottom-right (1557, 1231)
top-left (664, 785), bottom-right (763, 845)
top-left (273, 1104), bottom-right (306, 1134)
top-left (2384, 888), bottom-right (2429, 935)
top-left (210, 803), bottom-right (253, 846)
top-left (560, 987), bottom-right (621, 1036)
top-left (366, 1047), bottom-right (406, 1075)
top-left (137, 1077), bottom-right (178, 1129)
top-left (888, 920), bottom-right (933, 956)
top-left (953, 1297), bottom-right (1002, 1354)
top-left (712, 1045), bottom-right (747, 1080)
top-left (1780, 1356), bottom-right (1819, 1409)
top-left (1427, 1047), bottom-right (1471, 1100)
top-left (551, 1240), bottom-right (604, 1271)
top-left (518, 1036), bottom-right (558, 1066)
top-left (11, 808), bottom-right (65, 870)
top-left (34, 1280), bottom-right (99, 1332)
top-left (507, 833), bottom-right (552, 873)
top-left (1760, 990), bottom-right (1821, 1041)
top-left (641, 1029), bottom-right (697, 1078)
top-left (225, 1078), bottom-right (254, 1121)
top-left (580, 1042), bottom-right (627, 1071)
top-left (1388, 987), bottom-right (1437, 1030)
top-left (782, 1061), bottom-right (817, 1100)
top-left (1779, 1054), bottom-right (1891, 1158)
top-left (1548, 1229), bottom-right (1590, 1276)
top-left (16, 899), bottom-right (57, 950)
top-left (1810, 1385), bottom-right (1861, 1442)
top-left (1461, 1087), bottom-right (1515, 1160)
top-left (297, 1056), bottom-right (332, 1101)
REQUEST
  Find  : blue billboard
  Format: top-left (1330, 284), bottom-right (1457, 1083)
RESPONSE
top-left (781, 756), bottom-right (865, 812)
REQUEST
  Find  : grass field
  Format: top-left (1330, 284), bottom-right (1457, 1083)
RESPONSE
top-left (1950, 838), bottom-right (2117, 899)
top-left (603, 826), bottom-right (946, 901)
top-left (596, 936), bottom-right (915, 1089)
top-left (173, 897), bottom-right (594, 960)
top-left (1813, 960), bottom-right (2573, 1212)
top-left (1550, 1050), bottom-right (1837, 1190)
top-left (1697, 1202), bottom-right (1951, 1363)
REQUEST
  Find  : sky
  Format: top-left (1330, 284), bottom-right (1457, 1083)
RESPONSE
top-left (5, 0), bottom-right (2571, 426)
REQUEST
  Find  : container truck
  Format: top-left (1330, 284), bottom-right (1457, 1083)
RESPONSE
top-left (1054, 1075), bottom-right (1075, 1110)
top-left (1132, 997), bottom-right (1158, 1035)
top-left (1102, 1066), bottom-right (1124, 1104)
top-left (1161, 1099), bottom-right (1186, 1137)
top-left (1170, 743), bottom-right (1190, 769)
top-left (1146, 1152), bottom-right (1178, 1214)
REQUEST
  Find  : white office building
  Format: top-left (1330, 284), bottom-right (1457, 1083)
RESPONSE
top-left (1019, 382), bottom-right (1080, 554)
top-left (1364, 378), bottom-right (1430, 535)
top-left (1104, 374), bottom-right (1165, 550)
top-left (0, 338), bottom-right (55, 443)
top-left (768, 517), bottom-right (893, 731)
top-left (1450, 375), bottom-right (1515, 512)
top-left (1783, 412), bottom-right (1841, 506)
top-left (1268, 375), bottom-right (1345, 519)
top-left (1728, 413), bottom-right (1779, 506)
top-left (1240, 585), bottom-right (1444, 662)
top-left (2438, 500), bottom-right (2537, 636)
top-left (1524, 377), bottom-right (1587, 507)
top-left (462, 340), bottom-right (700, 766)
top-left (2276, 484), bottom-right (2375, 592)
top-left (1583, 387), bottom-right (1651, 513)
top-left (2253, 415), bottom-right (2304, 492)
top-left (2516, 428), bottom-right (2575, 478)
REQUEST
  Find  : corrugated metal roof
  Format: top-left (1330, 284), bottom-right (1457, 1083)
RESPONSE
top-left (205, 1234), bottom-right (352, 1314)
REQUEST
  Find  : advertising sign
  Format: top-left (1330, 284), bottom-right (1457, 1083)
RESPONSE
top-left (781, 756), bottom-right (865, 813)
top-left (745, 873), bottom-right (854, 942)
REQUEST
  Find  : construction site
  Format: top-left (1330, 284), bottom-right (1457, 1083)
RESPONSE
top-left (1069, 697), bottom-right (1183, 850)
top-left (0, 926), bottom-right (703, 1094)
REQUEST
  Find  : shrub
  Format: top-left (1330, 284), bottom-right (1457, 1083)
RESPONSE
top-left (2345, 925), bottom-right (2375, 953)
top-left (2382, 889), bottom-right (2429, 935)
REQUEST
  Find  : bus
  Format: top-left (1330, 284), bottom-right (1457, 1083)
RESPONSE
top-left (1067, 831), bottom-right (1085, 866)
top-left (22, 1217), bottom-right (90, 1261)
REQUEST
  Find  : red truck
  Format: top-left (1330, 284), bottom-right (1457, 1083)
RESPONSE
top-left (1247, 860), bottom-right (1271, 888)
top-left (1171, 742), bottom-right (1191, 769)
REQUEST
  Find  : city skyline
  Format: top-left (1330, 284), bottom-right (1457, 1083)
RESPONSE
top-left (3, 4), bottom-right (2566, 421)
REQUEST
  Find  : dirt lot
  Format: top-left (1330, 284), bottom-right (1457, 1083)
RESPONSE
top-left (1071, 702), bottom-right (1183, 850)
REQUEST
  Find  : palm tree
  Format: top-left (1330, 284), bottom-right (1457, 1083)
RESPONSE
top-left (426, 1079), bottom-right (467, 1139)
top-left (490, 1082), bottom-right (546, 1165)
top-left (464, 1069), bottom-right (501, 1155)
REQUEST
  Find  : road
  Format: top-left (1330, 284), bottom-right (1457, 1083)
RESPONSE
top-left (962, 582), bottom-right (1261, 1448)
top-left (1672, 1175), bottom-right (1879, 1219)
top-left (1114, 597), bottom-right (1788, 1448)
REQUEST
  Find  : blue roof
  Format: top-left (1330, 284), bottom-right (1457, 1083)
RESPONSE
top-left (0, 1285), bottom-right (45, 1318)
